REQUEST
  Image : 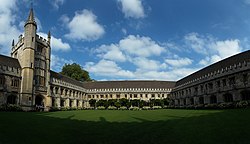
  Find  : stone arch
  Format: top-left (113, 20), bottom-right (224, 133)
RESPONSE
top-left (7, 94), bottom-right (17, 104)
top-left (241, 90), bottom-right (250, 101)
top-left (223, 93), bottom-right (233, 102)
top-left (210, 95), bottom-right (217, 104)
top-left (60, 99), bottom-right (65, 107)
top-left (190, 97), bottom-right (194, 105)
top-left (35, 95), bottom-right (44, 106)
top-left (51, 98), bottom-right (56, 107)
top-left (199, 96), bottom-right (204, 104)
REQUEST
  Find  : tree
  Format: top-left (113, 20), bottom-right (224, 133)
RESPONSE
top-left (60, 63), bottom-right (92, 82)
top-left (114, 101), bottom-right (121, 109)
top-left (89, 99), bottom-right (96, 108)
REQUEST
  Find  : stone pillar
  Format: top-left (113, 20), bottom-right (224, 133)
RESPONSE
top-left (65, 98), bottom-right (69, 107)
top-left (194, 97), bottom-right (199, 105)
top-left (204, 95), bottom-right (209, 104)
top-left (62, 88), bottom-right (66, 97)
top-left (53, 87), bottom-right (56, 95)
top-left (217, 93), bottom-right (223, 103)
top-left (56, 97), bottom-right (60, 107)
top-left (58, 87), bottom-right (61, 97)
top-left (73, 99), bottom-right (76, 107)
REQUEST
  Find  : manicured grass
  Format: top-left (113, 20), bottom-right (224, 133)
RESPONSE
top-left (0, 109), bottom-right (250, 144)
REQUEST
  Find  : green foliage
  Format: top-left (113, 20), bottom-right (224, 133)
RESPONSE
top-left (119, 98), bottom-right (128, 107)
top-left (114, 101), bottom-right (121, 108)
top-left (218, 102), bottom-right (234, 109)
top-left (89, 99), bottom-right (96, 108)
top-left (108, 99), bottom-right (116, 106)
top-left (0, 104), bottom-right (23, 112)
top-left (97, 106), bottom-right (106, 110)
top-left (60, 63), bottom-right (91, 82)
top-left (236, 101), bottom-right (249, 108)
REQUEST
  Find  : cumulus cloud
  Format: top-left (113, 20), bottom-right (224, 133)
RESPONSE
top-left (119, 35), bottom-right (165, 57)
top-left (87, 32), bottom-right (246, 81)
top-left (165, 57), bottom-right (193, 67)
top-left (185, 32), bottom-right (242, 66)
top-left (85, 59), bottom-right (134, 78)
top-left (49, 0), bottom-right (65, 10)
top-left (133, 57), bottom-right (166, 71)
top-left (51, 54), bottom-right (74, 72)
top-left (94, 35), bottom-right (166, 63)
top-left (0, 0), bottom-right (21, 55)
top-left (118, 0), bottom-right (145, 19)
top-left (64, 9), bottom-right (105, 41)
top-left (38, 32), bottom-right (70, 51)
top-left (96, 44), bottom-right (126, 62)
top-left (85, 34), bottom-right (199, 80)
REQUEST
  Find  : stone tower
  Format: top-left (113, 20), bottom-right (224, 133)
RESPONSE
top-left (11, 8), bottom-right (51, 110)
top-left (20, 8), bottom-right (36, 108)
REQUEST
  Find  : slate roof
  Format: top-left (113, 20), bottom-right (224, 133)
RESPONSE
top-left (0, 54), bottom-right (21, 68)
top-left (50, 70), bottom-right (84, 87)
top-left (51, 71), bottom-right (176, 90)
top-left (176, 50), bottom-right (250, 86)
top-left (82, 81), bottom-right (176, 89)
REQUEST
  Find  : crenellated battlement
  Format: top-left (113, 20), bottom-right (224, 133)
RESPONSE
top-left (12, 35), bottom-right (24, 52)
top-left (36, 34), bottom-right (49, 46)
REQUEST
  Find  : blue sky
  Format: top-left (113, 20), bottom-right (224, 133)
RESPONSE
top-left (0, 0), bottom-right (250, 81)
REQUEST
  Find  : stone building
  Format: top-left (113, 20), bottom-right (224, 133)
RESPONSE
top-left (0, 55), bottom-right (21, 106)
top-left (0, 8), bottom-right (249, 111)
top-left (170, 50), bottom-right (250, 107)
top-left (0, 8), bottom-right (175, 111)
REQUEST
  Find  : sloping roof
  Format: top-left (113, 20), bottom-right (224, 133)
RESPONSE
top-left (82, 81), bottom-right (176, 89)
top-left (50, 70), bottom-right (84, 87)
top-left (50, 70), bottom-right (176, 90)
top-left (176, 50), bottom-right (250, 86)
top-left (0, 54), bottom-right (21, 68)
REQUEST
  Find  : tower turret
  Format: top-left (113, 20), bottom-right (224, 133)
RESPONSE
top-left (19, 7), bottom-right (37, 107)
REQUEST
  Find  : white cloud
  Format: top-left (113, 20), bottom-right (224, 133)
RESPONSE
top-left (38, 32), bottom-right (70, 52)
top-left (118, 0), bottom-right (145, 19)
top-left (133, 57), bottom-right (166, 71)
top-left (94, 35), bottom-right (166, 63)
top-left (211, 39), bottom-right (241, 59)
top-left (64, 9), bottom-right (105, 41)
top-left (119, 35), bottom-right (165, 57)
top-left (121, 28), bottom-right (127, 35)
top-left (84, 58), bottom-right (198, 81)
top-left (51, 54), bottom-right (73, 72)
top-left (85, 59), bottom-right (134, 78)
top-left (49, 0), bottom-right (65, 10)
top-left (165, 57), bottom-right (193, 67)
top-left (0, 0), bottom-right (21, 55)
top-left (96, 44), bottom-right (126, 62)
top-left (185, 33), bottom-right (242, 66)
top-left (184, 32), bottom-right (210, 54)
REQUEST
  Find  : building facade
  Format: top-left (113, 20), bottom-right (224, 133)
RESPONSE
top-left (0, 9), bottom-right (249, 111)
top-left (170, 50), bottom-right (250, 107)
top-left (0, 9), bottom-right (175, 111)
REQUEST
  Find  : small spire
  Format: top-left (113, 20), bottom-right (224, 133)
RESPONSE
top-left (25, 6), bottom-right (37, 28)
top-left (12, 39), bottom-right (15, 46)
top-left (48, 31), bottom-right (51, 38)
top-left (27, 7), bottom-right (35, 22)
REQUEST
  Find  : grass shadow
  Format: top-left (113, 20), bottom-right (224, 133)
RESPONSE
top-left (0, 109), bottom-right (249, 144)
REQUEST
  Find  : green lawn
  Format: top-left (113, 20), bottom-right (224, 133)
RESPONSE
top-left (0, 109), bottom-right (250, 144)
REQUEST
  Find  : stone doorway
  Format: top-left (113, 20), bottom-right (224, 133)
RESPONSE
top-left (35, 95), bottom-right (44, 111)
top-left (241, 90), bottom-right (250, 100)
top-left (7, 94), bottom-right (17, 104)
